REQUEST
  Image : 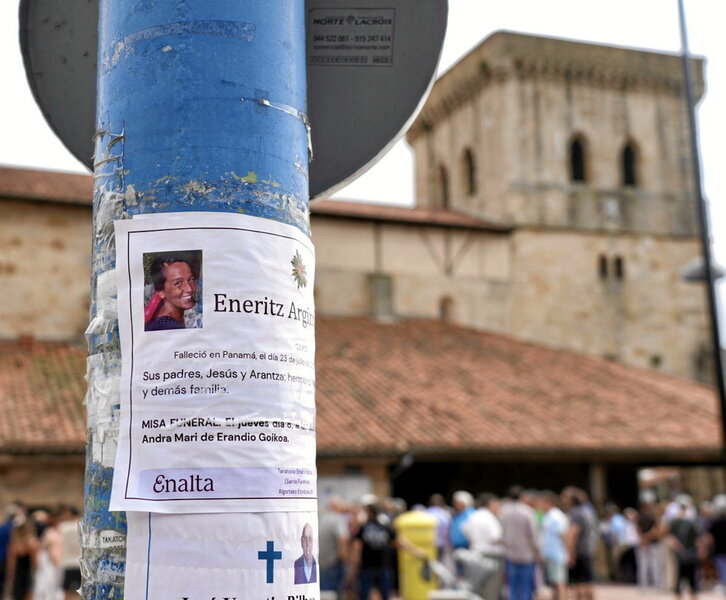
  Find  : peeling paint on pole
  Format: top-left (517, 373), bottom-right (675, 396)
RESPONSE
top-left (83, 2), bottom-right (310, 598)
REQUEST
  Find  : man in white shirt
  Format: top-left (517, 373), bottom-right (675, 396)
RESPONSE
top-left (539, 491), bottom-right (569, 600)
top-left (462, 493), bottom-right (504, 600)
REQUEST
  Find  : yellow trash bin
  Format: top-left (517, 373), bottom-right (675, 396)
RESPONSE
top-left (393, 511), bottom-right (438, 600)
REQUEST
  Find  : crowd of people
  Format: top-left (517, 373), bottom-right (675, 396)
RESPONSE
top-left (0, 502), bottom-right (81, 600)
top-left (4, 487), bottom-right (726, 600)
top-left (600, 490), bottom-right (726, 600)
top-left (316, 487), bottom-right (726, 600)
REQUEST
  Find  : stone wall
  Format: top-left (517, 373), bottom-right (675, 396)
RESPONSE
top-left (0, 454), bottom-right (84, 509)
top-left (0, 199), bottom-right (91, 342)
top-left (509, 229), bottom-right (709, 380)
top-left (312, 216), bottom-right (512, 331)
top-left (317, 457), bottom-right (392, 502)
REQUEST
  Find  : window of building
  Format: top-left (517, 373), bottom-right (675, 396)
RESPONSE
top-left (614, 256), bottom-right (625, 280)
top-left (462, 148), bottom-right (476, 196)
top-left (598, 255), bottom-right (609, 279)
top-left (621, 142), bottom-right (638, 187)
top-left (569, 135), bottom-right (587, 182)
top-left (439, 296), bottom-right (454, 321)
top-left (437, 164), bottom-right (450, 208)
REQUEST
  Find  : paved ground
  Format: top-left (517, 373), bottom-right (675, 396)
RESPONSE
top-left (589, 583), bottom-right (723, 599)
top-left (428, 584), bottom-right (723, 600)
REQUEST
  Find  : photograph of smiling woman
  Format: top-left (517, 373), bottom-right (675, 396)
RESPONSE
top-left (144, 252), bottom-right (203, 332)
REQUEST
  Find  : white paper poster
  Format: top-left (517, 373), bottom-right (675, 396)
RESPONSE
top-left (125, 511), bottom-right (321, 600)
top-left (110, 212), bottom-right (317, 512)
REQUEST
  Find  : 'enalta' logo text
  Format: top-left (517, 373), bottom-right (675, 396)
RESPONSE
top-left (153, 473), bottom-right (214, 493)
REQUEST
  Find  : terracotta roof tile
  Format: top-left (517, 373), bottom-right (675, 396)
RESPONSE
top-left (315, 317), bottom-right (722, 458)
top-left (1, 319), bottom-right (720, 460)
top-left (0, 340), bottom-right (86, 453)
top-left (312, 199), bottom-right (508, 231)
top-left (0, 166), bottom-right (91, 205)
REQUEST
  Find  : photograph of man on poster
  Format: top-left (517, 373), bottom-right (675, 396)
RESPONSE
top-left (294, 523), bottom-right (317, 584)
top-left (143, 251), bottom-right (203, 332)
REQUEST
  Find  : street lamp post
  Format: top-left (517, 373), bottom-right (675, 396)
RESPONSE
top-left (677, 0), bottom-right (726, 450)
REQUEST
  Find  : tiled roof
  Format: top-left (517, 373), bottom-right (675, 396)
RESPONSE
top-left (315, 317), bottom-right (722, 459)
top-left (311, 199), bottom-right (509, 231)
top-left (1, 319), bottom-right (720, 460)
top-left (0, 166), bottom-right (92, 205)
top-left (0, 340), bottom-right (86, 453)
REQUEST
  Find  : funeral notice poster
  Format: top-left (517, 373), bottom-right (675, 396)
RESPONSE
top-left (110, 212), bottom-right (317, 512)
top-left (125, 511), bottom-right (320, 600)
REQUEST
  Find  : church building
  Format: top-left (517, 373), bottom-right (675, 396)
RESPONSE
top-left (0, 31), bottom-right (721, 511)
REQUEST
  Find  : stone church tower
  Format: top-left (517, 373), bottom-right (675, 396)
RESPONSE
top-left (406, 31), bottom-right (710, 381)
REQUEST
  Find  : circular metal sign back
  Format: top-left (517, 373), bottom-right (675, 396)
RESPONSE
top-left (20, 0), bottom-right (447, 200)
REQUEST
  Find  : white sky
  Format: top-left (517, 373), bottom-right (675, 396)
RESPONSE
top-left (1, 1), bottom-right (724, 310)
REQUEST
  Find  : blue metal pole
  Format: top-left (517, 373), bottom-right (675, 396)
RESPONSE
top-left (83, 2), bottom-right (309, 598)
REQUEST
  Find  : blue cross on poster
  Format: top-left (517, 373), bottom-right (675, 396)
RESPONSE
top-left (258, 540), bottom-right (283, 583)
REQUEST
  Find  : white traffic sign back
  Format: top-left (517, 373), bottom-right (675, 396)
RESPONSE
top-left (20, 0), bottom-right (447, 200)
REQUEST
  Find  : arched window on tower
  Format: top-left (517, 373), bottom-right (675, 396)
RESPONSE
top-left (436, 163), bottom-right (450, 208)
top-left (621, 141), bottom-right (638, 187)
top-left (598, 255), bottom-right (609, 279)
top-left (462, 148), bottom-right (476, 196)
top-left (569, 135), bottom-right (587, 183)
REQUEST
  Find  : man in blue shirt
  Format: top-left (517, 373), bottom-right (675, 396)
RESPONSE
top-left (450, 490), bottom-right (475, 549)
